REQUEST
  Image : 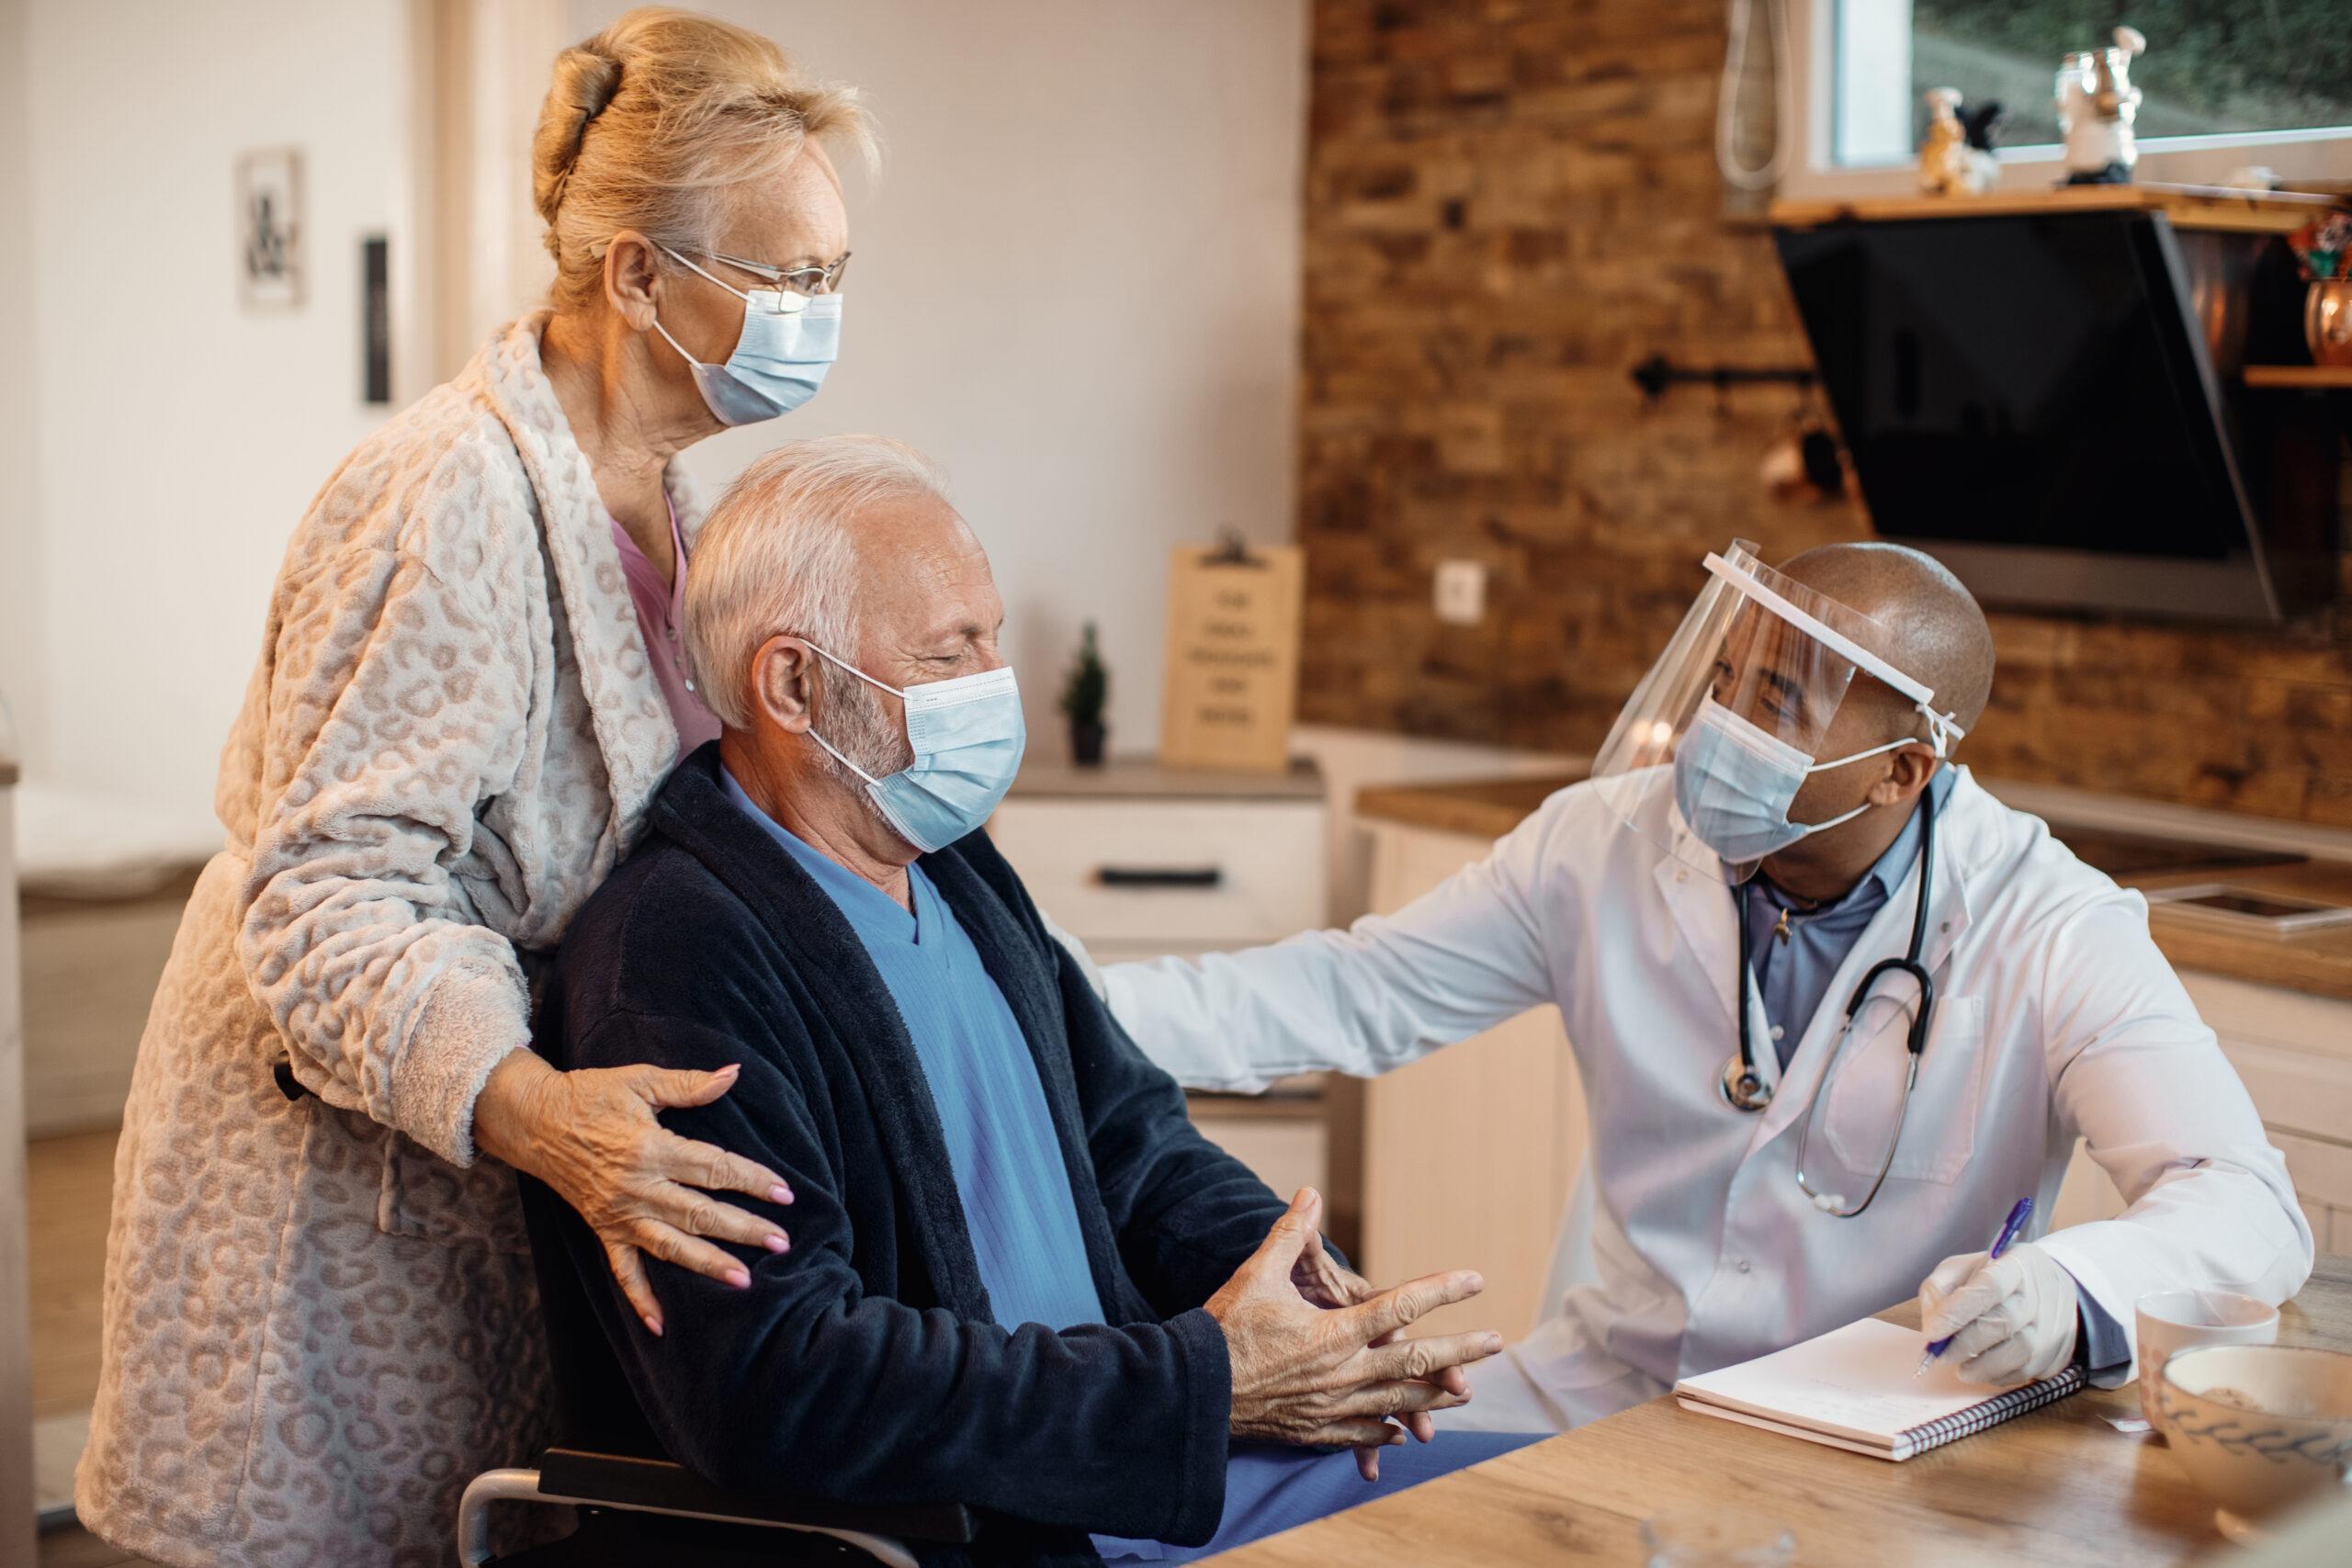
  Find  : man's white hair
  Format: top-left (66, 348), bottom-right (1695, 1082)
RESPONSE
top-left (684, 434), bottom-right (954, 728)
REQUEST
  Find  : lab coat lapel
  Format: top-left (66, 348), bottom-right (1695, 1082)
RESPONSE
top-left (1747, 793), bottom-right (1977, 1153)
top-left (1654, 828), bottom-right (1743, 1039)
top-left (481, 310), bottom-right (679, 857)
top-left (1746, 883), bottom-right (1913, 1152)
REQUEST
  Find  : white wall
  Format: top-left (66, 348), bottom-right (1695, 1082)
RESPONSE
top-left (0, 0), bottom-right (42, 782)
top-left (567, 0), bottom-right (1309, 758)
top-left (3, 0), bottom-right (1306, 856)
top-left (6, 0), bottom-right (422, 852)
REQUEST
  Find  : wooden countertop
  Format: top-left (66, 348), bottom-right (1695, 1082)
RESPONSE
top-left (1211, 1254), bottom-right (2352, 1566)
top-left (1009, 756), bottom-right (1323, 801)
top-left (1354, 775), bottom-right (1571, 841)
top-left (1355, 774), bottom-right (2352, 1003)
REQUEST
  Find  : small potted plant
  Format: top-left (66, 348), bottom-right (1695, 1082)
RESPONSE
top-left (1059, 622), bottom-right (1109, 766)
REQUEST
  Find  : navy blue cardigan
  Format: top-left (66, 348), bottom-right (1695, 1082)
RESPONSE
top-left (527, 746), bottom-right (1288, 1564)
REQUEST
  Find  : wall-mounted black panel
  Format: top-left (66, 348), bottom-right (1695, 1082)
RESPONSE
top-left (1774, 209), bottom-right (2324, 623)
top-left (361, 234), bottom-right (390, 406)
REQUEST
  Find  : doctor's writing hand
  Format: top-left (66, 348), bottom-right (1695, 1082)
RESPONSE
top-left (1291, 1224), bottom-right (1469, 1479)
top-left (1207, 1189), bottom-right (1500, 1460)
top-left (1917, 1242), bottom-right (2080, 1386)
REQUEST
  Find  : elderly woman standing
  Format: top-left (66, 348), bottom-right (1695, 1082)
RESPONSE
top-left (74, 10), bottom-right (870, 1563)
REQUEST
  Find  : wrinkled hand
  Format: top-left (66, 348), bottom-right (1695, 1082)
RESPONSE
top-left (1208, 1189), bottom-right (1500, 1461)
top-left (473, 1051), bottom-right (793, 1337)
top-left (1291, 1222), bottom-right (1470, 1480)
top-left (1917, 1242), bottom-right (2079, 1386)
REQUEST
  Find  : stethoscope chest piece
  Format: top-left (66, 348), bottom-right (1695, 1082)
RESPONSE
top-left (1721, 1051), bottom-right (1773, 1111)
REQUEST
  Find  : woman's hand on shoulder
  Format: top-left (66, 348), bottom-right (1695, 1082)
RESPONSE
top-left (473, 1051), bottom-right (794, 1335)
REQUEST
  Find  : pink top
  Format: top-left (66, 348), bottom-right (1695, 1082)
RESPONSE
top-left (610, 497), bottom-right (724, 760)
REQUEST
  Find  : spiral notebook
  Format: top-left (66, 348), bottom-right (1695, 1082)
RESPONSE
top-left (1674, 1317), bottom-right (2087, 1461)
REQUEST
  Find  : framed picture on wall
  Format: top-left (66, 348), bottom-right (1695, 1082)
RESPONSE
top-left (236, 147), bottom-right (304, 310)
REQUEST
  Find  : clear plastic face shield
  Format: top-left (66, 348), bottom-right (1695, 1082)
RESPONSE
top-left (1588, 541), bottom-right (1965, 886)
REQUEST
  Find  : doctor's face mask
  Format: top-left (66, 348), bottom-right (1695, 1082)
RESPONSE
top-left (1586, 541), bottom-right (1963, 883)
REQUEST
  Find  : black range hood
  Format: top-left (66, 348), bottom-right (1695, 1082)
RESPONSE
top-left (1773, 203), bottom-right (2335, 623)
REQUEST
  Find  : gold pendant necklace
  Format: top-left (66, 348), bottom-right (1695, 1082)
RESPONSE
top-left (1770, 890), bottom-right (1823, 944)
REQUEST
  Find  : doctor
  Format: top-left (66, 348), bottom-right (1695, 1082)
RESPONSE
top-left (1091, 540), bottom-right (2313, 1432)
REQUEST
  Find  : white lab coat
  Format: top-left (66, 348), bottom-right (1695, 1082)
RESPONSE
top-left (1100, 768), bottom-right (2313, 1431)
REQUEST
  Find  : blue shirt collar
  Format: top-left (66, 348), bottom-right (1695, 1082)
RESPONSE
top-left (1751, 762), bottom-right (1957, 919)
top-left (719, 763), bottom-right (925, 944)
top-left (1860, 763), bottom-right (1958, 906)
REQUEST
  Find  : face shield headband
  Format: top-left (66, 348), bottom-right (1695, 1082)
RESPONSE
top-left (1584, 542), bottom-right (1967, 883)
top-left (1700, 552), bottom-right (1966, 761)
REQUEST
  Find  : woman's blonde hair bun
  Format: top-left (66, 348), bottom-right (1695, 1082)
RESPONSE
top-left (532, 44), bottom-right (624, 228)
top-left (529, 6), bottom-right (875, 305)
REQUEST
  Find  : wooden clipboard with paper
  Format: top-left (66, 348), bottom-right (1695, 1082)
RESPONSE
top-left (1159, 535), bottom-right (1304, 774)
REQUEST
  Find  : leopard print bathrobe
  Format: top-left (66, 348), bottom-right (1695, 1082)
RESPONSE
top-left (78, 312), bottom-right (699, 1568)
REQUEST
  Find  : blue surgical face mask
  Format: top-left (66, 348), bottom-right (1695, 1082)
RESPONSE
top-left (801, 644), bottom-right (1025, 853)
top-left (652, 245), bottom-right (841, 425)
top-left (1671, 695), bottom-right (1925, 865)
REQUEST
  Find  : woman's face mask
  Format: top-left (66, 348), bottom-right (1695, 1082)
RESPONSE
top-left (799, 643), bottom-right (1025, 853)
top-left (651, 245), bottom-right (841, 426)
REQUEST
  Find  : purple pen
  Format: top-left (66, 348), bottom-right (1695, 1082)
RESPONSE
top-left (1917, 1196), bottom-right (2035, 1376)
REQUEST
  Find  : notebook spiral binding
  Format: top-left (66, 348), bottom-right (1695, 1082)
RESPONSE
top-left (1900, 1365), bottom-right (2089, 1452)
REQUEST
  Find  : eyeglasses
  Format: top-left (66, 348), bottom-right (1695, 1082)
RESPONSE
top-left (695, 249), bottom-right (852, 299)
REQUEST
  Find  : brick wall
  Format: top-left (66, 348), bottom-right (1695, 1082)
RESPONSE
top-left (1296, 0), bottom-right (2352, 828)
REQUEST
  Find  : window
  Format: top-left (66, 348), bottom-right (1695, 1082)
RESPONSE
top-left (1781, 1), bottom-right (2352, 194)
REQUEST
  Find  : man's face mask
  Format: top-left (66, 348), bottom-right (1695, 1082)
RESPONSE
top-left (799, 643), bottom-right (1025, 852)
top-left (1671, 694), bottom-right (1943, 864)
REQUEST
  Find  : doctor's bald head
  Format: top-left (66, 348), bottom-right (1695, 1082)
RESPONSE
top-left (1779, 542), bottom-right (1996, 745)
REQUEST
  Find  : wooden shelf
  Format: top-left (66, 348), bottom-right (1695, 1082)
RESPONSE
top-left (2245, 365), bottom-right (2352, 389)
top-left (1771, 184), bottom-right (2332, 235)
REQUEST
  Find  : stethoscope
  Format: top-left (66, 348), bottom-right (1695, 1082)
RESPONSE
top-left (1718, 785), bottom-right (1939, 1218)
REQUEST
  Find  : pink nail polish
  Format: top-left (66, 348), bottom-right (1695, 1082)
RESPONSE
top-left (643, 1314), bottom-right (663, 1337)
top-left (764, 1234), bottom-right (790, 1253)
top-left (770, 1184), bottom-right (794, 1204)
top-left (726, 1267), bottom-right (751, 1288)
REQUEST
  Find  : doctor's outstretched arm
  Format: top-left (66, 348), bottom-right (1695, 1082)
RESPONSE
top-left (1067, 807), bottom-right (1567, 1093)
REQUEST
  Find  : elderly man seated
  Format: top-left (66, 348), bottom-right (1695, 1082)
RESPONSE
top-left (529, 435), bottom-right (1544, 1565)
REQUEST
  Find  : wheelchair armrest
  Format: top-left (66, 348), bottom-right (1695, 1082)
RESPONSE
top-left (535, 1448), bottom-right (978, 1545)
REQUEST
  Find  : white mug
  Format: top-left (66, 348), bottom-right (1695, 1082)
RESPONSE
top-left (2134, 1289), bottom-right (2278, 1433)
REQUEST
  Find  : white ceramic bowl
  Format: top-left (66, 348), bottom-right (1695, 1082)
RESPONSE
top-left (2135, 1290), bottom-right (2278, 1434)
top-left (2155, 1343), bottom-right (2352, 1540)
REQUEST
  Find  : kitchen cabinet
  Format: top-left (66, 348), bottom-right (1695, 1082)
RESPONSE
top-left (2179, 974), bottom-right (2352, 1257)
top-left (1341, 819), bottom-right (1584, 1342)
top-left (987, 758), bottom-right (1330, 1213)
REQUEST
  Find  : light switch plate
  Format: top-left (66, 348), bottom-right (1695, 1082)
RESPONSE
top-left (1434, 559), bottom-right (1487, 626)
